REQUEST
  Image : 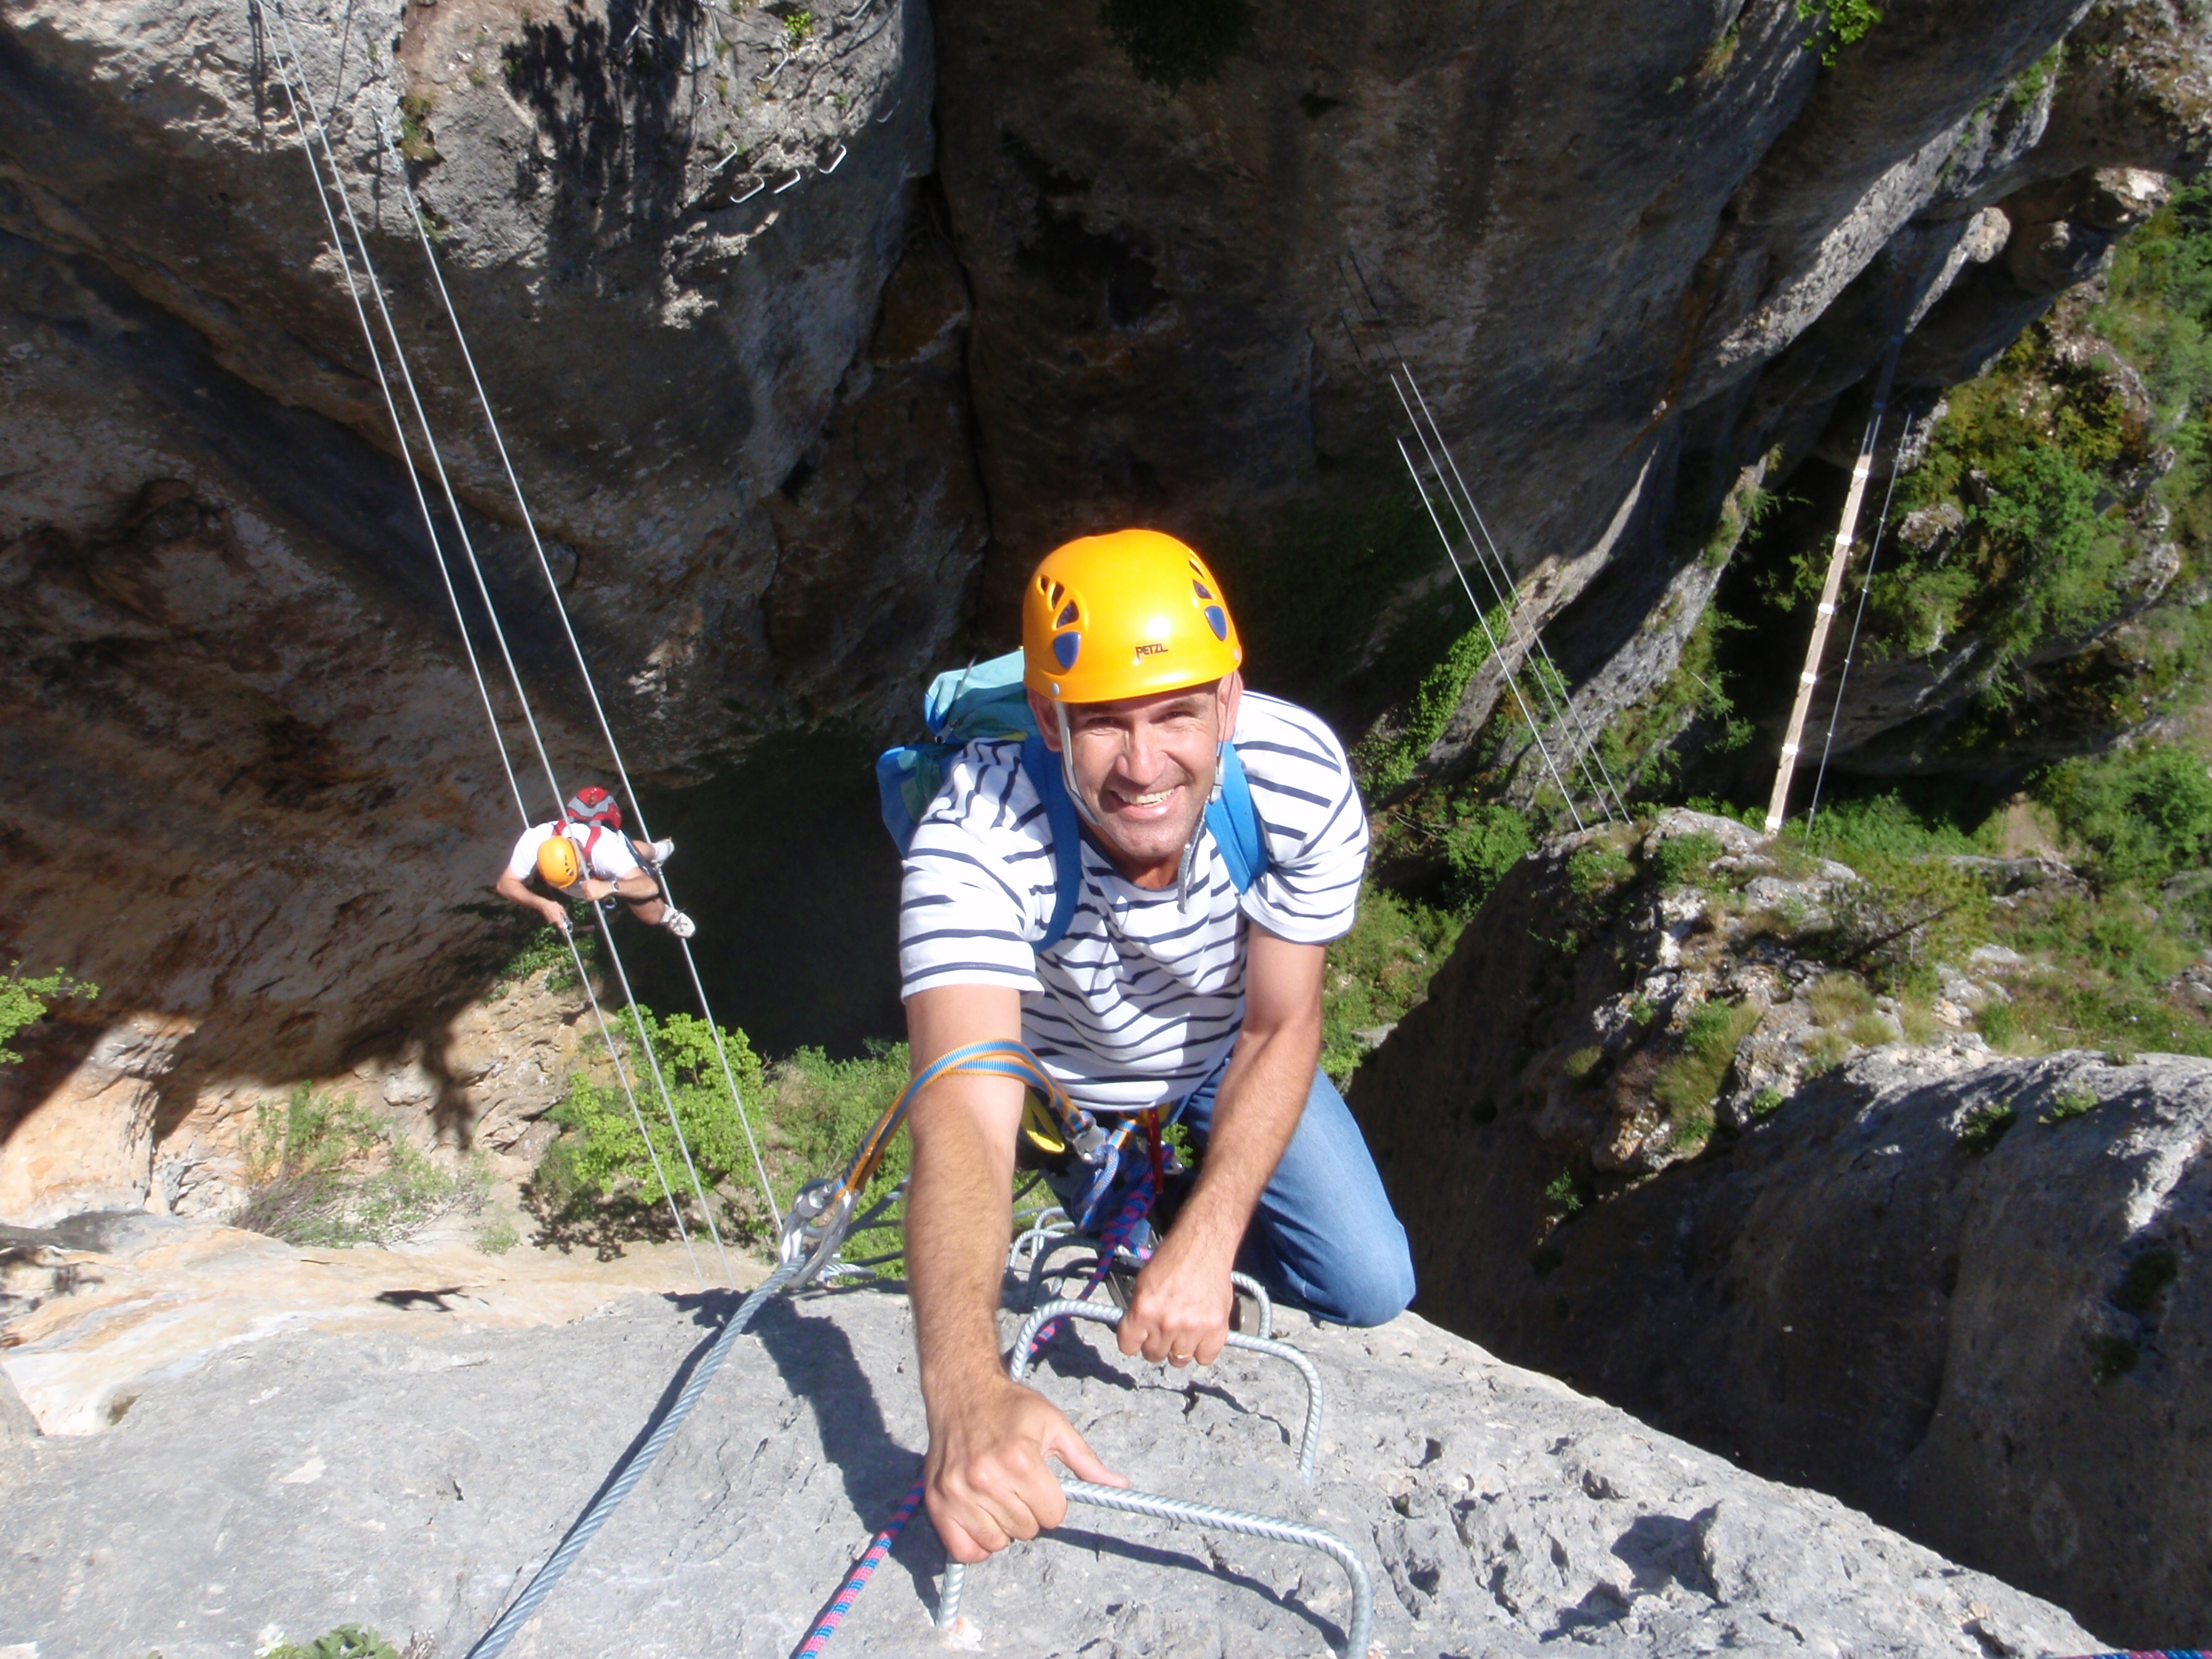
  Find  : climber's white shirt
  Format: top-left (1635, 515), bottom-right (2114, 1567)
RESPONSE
top-left (899, 691), bottom-right (1368, 1113)
top-left (506, 822), bottom-right (642, 883)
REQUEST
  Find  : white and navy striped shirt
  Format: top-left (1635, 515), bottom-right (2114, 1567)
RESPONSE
top-left (899, 692), bottom-right (1367, 1113)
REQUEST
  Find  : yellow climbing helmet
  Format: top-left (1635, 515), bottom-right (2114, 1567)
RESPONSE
top-left (535, 834), bottom-right (582, 890)
top-left (1022, 528), bottom-right (1243, 704)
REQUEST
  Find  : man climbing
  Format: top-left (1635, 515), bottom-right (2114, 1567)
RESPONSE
top-left (899, 529), bottom-right (1414, 1564)
top-left (494, 786), bottom-right (696, 940)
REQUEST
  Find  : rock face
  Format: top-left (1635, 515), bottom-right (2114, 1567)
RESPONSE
top-left (0, 0), bottom-right (974, 1215)
top-left (1349, 833), bottom-right (2212, 1643)
top-left (3, 5), bottom-right (2210, 1218)
top-left (0, 1278), bottom-right (2102, 1657)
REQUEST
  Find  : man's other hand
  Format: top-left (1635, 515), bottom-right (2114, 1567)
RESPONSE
top-left (1119, 1228), bottom-right (1235, 1369)
top-left (925, 1376), bottom-right (1125, 1563)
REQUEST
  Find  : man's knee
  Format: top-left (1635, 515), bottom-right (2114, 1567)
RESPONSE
top-left (1308, 1225), bottom-right (1416, 1328)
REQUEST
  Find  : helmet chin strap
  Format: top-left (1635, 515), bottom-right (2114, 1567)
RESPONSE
top-left (1053, 702), bottom-right (1107, 831)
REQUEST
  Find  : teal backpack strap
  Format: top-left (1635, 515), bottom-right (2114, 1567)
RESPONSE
top-left (1207, 742), bottom-right (1272, 893)
top-left (1020, 734), bottom-right (1085, 953)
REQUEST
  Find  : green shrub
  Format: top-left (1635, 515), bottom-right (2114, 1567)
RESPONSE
top-left (1652, 830), bottom-right (1724, 886)
top-left (1098, 0), bottom-right (1252, 90)
top-left (1355, 610), bottom-right (1507, 795)
top-left (1321, 885), bottom-right (1463, 1081)
top-left (1564, 1045), bottom-right (1603, 1081)
top-left (1652, 998), bottom-right (1762, 1122)
top-left (1957, 1102), bottom-right (2017, 1155)
top-left (1829, 854), bottom-right (1992, 993)
top-left (1795, 0), bottom-right (1881, 65)
top-left (1749, 1085), bottom-right (1786, 1118)
top-left (783, 8), bottom-right (814, 41)
top-left (0, 961), bottom-right (96, 1063)
top-left (1978, 1001), bottom-right (2019, 1048)
top-left (1567, 845), bottom-right (1635, 898)
top-left (534, 1006), bottom-right (771, 1239)
top-left (2037, 742), bottom-right (2212, 886)
top-left (2043, 1084), bottom-right (2100, 1124)
top-left (1543, 1169), bottom-right (1586, 1215)
top-left (260, 1629), bottom-right (397, 1659)
top-left (1442, 802), bottom-right (1534, 911)
top-left (235, 1088), bottom-right (489, 1248)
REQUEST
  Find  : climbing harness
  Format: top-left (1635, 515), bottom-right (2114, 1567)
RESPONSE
top-left (1335, 250), bottom-right (1626, 829)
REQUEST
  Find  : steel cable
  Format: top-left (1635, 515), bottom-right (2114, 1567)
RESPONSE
top-left (464, 1258), bottom-right (806, 1659)
top-left (362, 113), bottom-right (779, 1232)
top-left (256, 3), bottom-right (707, 1282)
top-left (261, 0), bottom-right (734, 1285)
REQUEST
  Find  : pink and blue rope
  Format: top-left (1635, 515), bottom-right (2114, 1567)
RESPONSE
top-left (792, 1472), bottom-right (928, 1658)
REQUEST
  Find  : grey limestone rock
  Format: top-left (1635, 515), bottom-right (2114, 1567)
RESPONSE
top-left (0, 1284), bottom-right (2101, 1658)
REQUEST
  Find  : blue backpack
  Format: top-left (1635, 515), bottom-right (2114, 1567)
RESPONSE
top-left (877, 649), bottom-right (1270, 951)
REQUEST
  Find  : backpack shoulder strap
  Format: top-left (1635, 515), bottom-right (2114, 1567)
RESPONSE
top-left (1205, 743), bottom-right (1272, 894)
top-left (1019, 734), bottom-right (1085, 954)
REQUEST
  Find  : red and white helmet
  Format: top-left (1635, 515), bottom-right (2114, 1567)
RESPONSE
top-left (564, 786), bottom-right (622, 830)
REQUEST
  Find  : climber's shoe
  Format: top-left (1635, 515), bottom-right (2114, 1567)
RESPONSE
top-left (648, 837), bottom-right (675, 865)
top-left (663, 908), bottom-right (697, 940)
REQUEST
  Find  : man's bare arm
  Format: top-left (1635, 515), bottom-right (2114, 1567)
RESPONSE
top-left (494, 868), bottom-right (568, 930)
top-left (1119, 925), bottom-right (1325, 1367)
top-left (905, 985), bottom-right (1124, 1563)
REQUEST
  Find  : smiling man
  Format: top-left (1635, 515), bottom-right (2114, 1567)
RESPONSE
top-left (898, 528), bottom-right (1415, 1564)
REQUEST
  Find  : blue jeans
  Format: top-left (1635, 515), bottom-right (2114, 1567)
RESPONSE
top-left (1045, 1065), bottom-right (1413, 1327)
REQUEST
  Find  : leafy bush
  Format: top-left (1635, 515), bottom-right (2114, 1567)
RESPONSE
top-left (1801, 791), bottom-right (1989, 860)
top-left (1651, 998), bottom-right (1763, 1131)
top-left (2043, 1083), bottom-right (2100, 1124)
top-left (1098, 0), bottom-right (1252, 90)
top-left (530, 1005), bottom-right (916, 1255)
top-left (1543, 1169), bottom-right (1586, 1215)
top-left (1957, 1102), bottom-right (2017, 1155)
top-left (1567, 845), bottom-right (1635, 898)
top-left (1796, 0), bottom-right (1881, 65)
top-left (260, 1629), bottom-right (397, 1659)
top-left (532, 1006), bottom-right (773, 1243)
top-left (1, 962), bottom-right (96, 1063)
top-left (2037, 742), bottom-right (2212, 886)
top-left (1321, 885), bottom-right (1463, 1081)
top-left (1977, 1000), bottom-right (2019, 1049)
top-left (235, 1089), bottom-right (489, 1248)
top-left (1441, 802), bottom-right (1535, 911)
top-left (1652, 830), bottom-right (1724, 886)
top-left (1828, 853), bottom-right (1991, 993)
top-left (1806, 971), bottom-right (1875, 1026)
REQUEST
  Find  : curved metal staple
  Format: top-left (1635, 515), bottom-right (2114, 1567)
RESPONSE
top-left (937, 1481), bottom-right (1373, 1659)
top-left (733, 178), bottom-right (766, 204)
top-left (873, 99), bottom-right (899, 124)
top-left (756, 46), bottom-right (790, 84)
top-left (822, 141), bottom-right (846, 174)
top-left (1229, 1270), bottom-right (1274, 1342)
top-left (465, 1260), bottom-right (805, 1659)
top-left (839, 0), bottom-right (876, 19)
top-left (1010, 1299), bottom-right (1321, 1481)
top-left (775, 170), bottom-right (804, 193)
top-left (256, 4), bottom-right (710, 1282)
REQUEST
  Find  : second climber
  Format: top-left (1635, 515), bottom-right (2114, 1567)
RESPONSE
top-left (493, 785), bottom-right (697, 940)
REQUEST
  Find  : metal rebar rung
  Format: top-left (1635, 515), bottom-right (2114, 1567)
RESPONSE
top-left (1009, 1299), bottom-right (1321, 1481)
top-left (936, 1480), bottom-right (1373, 1659)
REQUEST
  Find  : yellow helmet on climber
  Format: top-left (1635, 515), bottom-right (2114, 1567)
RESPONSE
top-left (1021, 528), bottom-right (1243, 705)
top-left (535, 834), bottom-right (582, 890)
